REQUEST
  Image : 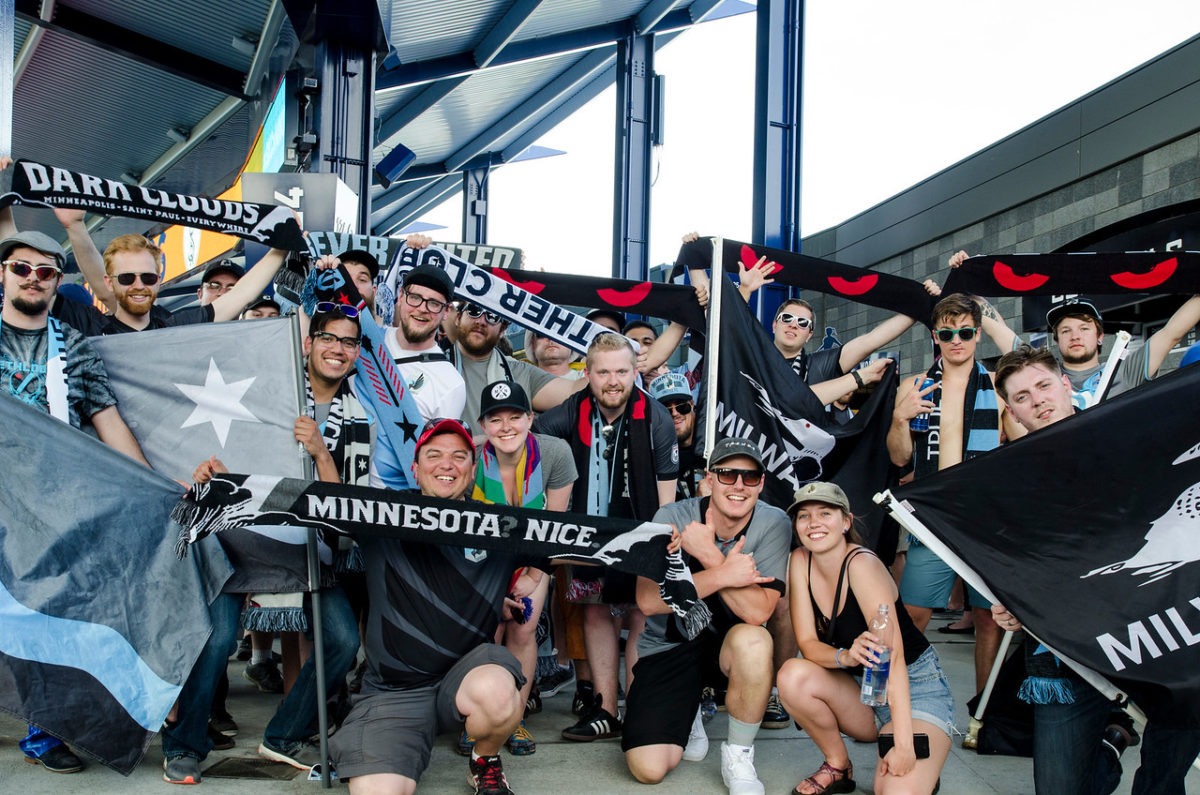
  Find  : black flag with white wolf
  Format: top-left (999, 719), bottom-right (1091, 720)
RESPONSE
top-left (893, 365), bottom-right (1200, 728)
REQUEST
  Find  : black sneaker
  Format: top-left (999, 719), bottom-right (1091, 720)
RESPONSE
top-left (762, 693), bottom-right (790, 729)
top-left (235, 635), bottom-right (252, 662)
top-left (525, 685), bottom-right (543, 716)
top-left (562, 699), bottom-right (622, 742)
top-left (244, 661), bottom-right (284, 693)
top-left (163, 754), bottom-right (201, 784)
top-left (24, 744), bottom-right (84, 774)
top-left (467, 754), bottom-right (515, 795)
top-left (571, 679), bottom-right (595, 716)
top-left (207, 722), bottom-right (235, 750)
top-left (537, 662), bottom-right (575, 697)
top-left (1108, 709), bottom-right (1140, 747)
top-left (209, 710), bottom-right (238, 735)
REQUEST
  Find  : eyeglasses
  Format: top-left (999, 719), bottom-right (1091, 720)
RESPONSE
top-left (665, 400), bottom-right (693, 416)
top-left (776, 313), bottom-right (814, 329)
top-left (113, 271), bottom-right (161, 286)
top-left (711, 467), bottom-right (764, 487)
top-left (463, 304), bottom-right (503, 325)
top-left (934, 327), bottom-right (978, 342)
top-left (310, 330), bottom-right (361, 350)
top-left (4, 260), bottom-right (62, 281)
top-left (402, 289), bottom-right (448, 313)
top-left (314, 301), bottom-right (361, 319)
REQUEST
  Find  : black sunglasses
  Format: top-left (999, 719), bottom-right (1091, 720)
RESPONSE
top-left (776, 313), bottom-right (814, 329)
top-left (315, 301), bottom-right (361, 318)
top-left (463, 304), bottom-right (504, 325)
top-left (664, 400), bottom-right (693, 416)
top-left (114, 271), bottom-right (160, 286)
top-left (934, 327), bottom-right (978, 342)
top-left (4, 260), bottom-right (62, 281)
top-left (711, 467), bottom-right (764, 487)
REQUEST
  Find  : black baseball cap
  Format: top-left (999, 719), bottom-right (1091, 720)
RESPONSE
top-left (707, 437), bottom-right (764, 469)
top-left (339, 249), bottom-right (380, 280)
top-left (403, 263), bottom-right (454, 301)
top-left (1047, 298), bottom-right (1103, 332)
top-left (586, 308), bottom-right (626, 330)
top-left (244, 295), bottom-right (280, 314)
top-left (202, 259), bottom-right (244, 282)
top-left (478, 380), bottom-right (531, 420)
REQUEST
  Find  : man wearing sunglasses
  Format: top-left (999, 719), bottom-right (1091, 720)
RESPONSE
top-left (624, 437), bottom-right (789, 795)
top-left (0, 231), bottom-right (150, 775)
top-left (888, 293), bottom-right (1005, 696)
top-left (649, 372), bottom-right (702, 500)
top-left (452, 301), bottom-right (584, 424)
top-left (195, 260), bottom-right (244, 307)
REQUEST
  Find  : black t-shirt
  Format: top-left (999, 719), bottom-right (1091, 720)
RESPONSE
top-left (100, 303), bottom-right (213, 334)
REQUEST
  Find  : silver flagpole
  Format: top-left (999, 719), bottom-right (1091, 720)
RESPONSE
top-left (874, 489), bottom-right (1147, 742)
top-left (702, 238), bottom-right (723, 461)
top-left (1093, 330), bottom-right (1132, 404)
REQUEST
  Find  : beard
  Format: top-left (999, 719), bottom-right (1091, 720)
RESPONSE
top-left (10, 291), bottom-right (52, 317)
top-left (457, 325), bottom-right (500, 357)
top-left (1059, 345), bottom-right (1097, 366)
top-left (399, 314), bottom-right (437, 344)
top-left (117, 290), bottom-right (155, 317)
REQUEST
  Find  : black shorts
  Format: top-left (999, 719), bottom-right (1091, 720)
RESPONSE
top-left (621, 632), bottom-right (717, 752)
top-left (330, 644), bottom-right (524, 782)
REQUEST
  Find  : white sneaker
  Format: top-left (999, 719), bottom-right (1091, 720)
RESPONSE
top-left (682, 706), bottom-right (708, 761)
top-left (720, 742), bottom-right (764, 795)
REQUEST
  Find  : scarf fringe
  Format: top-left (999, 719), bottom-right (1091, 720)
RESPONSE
top-left (335, 545), bottom-right (365, 575)
top-left (242, 606), bottom-right (309, 633)
top-left (675, 601), bottom-right (714, 641)
top-left (1018, 677), bottom-right (1076, 705)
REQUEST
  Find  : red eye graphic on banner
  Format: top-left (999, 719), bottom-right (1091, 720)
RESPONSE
top-left (491, 268), bottom-right (546, 295)
top-left (827, 274), bottom-right (879, 296)
top-left (1110, 257), bottom-right (1177, 290)
top-left (597, 282), bottom-right (653, 307)
top-left (992, 260), bottom-right (1050, 291)
top-left (740, 244), bottom-right (783, 274)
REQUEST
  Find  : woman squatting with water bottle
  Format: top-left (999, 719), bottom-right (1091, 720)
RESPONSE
top-left (776, 482), bottom-right (955, 795)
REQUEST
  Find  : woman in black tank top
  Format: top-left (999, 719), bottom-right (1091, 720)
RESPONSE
top-left (776, 482), bottom-right (950, 795)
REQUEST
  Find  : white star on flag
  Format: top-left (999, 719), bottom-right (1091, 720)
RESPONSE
top-left (175, 359), bottom-right (261, 446)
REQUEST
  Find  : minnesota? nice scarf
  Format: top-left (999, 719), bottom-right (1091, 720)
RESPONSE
top-left (173, 474), bottom-right (712, 640)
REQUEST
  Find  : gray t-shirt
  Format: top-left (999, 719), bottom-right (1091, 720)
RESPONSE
top-left (1064, 343), bottom-right (1149, 409)
top-left (639, 496), bottom-right (791, 658)
top-left (458, 348), bottom-right (556, 423)
top-left (0, 321), bottom-right (117, 428)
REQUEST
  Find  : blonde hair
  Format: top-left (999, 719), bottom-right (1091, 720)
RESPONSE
top-left (103, 234), bottom-right (164, 275)
top-left (585, 331), bottom-right (636, 368)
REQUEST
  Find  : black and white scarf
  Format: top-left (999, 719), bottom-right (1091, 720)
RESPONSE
top-left (173, 475), bottom-right (712, 640)
top-left (913, 359), bottom-right (1000, 481)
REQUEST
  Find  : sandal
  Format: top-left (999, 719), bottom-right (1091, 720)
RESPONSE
top-left (792, 760), bottom-right (856, 794)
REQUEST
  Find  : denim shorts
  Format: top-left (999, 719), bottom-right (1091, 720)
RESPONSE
top-left (871, 646), bottom-right (956, 738)
top-left (899, 542), bottom-right (991, 609)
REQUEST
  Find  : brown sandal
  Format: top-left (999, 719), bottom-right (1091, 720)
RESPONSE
top-left (792, 760), bottom-right (856, 794)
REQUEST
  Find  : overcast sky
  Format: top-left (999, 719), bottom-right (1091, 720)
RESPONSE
top-left (419, 2), bottom-right (1200, 276)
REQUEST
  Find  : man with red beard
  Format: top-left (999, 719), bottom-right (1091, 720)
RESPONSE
top-left (451, 301), bottom-right (583, 424)
top-left (534, 332), bottom-right (678, 744)
top-left (0, 231), bottom-right (148, 774)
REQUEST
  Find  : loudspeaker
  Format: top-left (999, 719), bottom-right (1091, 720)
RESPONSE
top-left (375, 144), bottom-right (416, 188)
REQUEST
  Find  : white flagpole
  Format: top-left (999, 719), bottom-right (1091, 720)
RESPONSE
top-left (1094, 330), bottom-right (1132, 404)
top-left (702, 237), bottom-right (724, 461)
top-left (874, 490), bottom-right (1146, 728)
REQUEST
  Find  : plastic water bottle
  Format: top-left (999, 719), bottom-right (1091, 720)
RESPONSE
top-left (909, 378), bottom-right (935, 431)
top-left (860, 604), bottom-right (892, 707)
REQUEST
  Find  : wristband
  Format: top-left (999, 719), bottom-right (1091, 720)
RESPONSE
top-left (835, 648), bottom-right (848, 669)
top-left (851, 370), bottom-right (865, 388)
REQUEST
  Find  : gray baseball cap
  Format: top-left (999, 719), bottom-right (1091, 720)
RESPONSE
top-left (0, 230), bottom-right (67, 269)
top-left (787, 481), bottom-right (851, 516)
top-left (707, 437), bottom-right (763, 469)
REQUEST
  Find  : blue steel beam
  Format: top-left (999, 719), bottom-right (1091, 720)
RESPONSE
top-left (751, 0), bottom-right (802, 252)
top-left (611, 32), bottom-right (655, 281)
top-left (635, 0), bottom-right (676, 34)
top-left (377, 8), bottom-right (715, 91)
top-left (444, 48), bottom-right (615, 173)
top-left (376, 76), bottom-right (469, 148)
top-left (374, 174), bottom-right (463, 236)
top-left (461, 167), bottom-right (489, 244)
top-left (475, 0), bottom-right (546, 68)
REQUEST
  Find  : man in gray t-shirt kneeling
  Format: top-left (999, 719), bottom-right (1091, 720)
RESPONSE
top-left (624, 438), bottom-right (790, 795)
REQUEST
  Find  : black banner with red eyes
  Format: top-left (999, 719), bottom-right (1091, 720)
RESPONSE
top-left (674, 237), bottom-right (940, 327)
top-left (941, 252), bottom-right (1200, 297)
top-left (489, 267), bottom-right (709, 335)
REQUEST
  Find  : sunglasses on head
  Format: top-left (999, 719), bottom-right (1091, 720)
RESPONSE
top-left (711, 467), bottom-right (764, 487)
top-left (776, 313), bottom-right (814, 329)
top-left (934, 327), bottom-right (978, 342)
top-left (463, 304), bottom-right (503, 325)
top-left (422, 417), bottom-right (472, 435)
top-left (315, 301), bottom-right (361, 318)
top-left (664, 400), bottom-right (693, 416)
top-left (112, 272), bottom-right (162, 288)
top-left (4, 260), bottom-right (62, 281)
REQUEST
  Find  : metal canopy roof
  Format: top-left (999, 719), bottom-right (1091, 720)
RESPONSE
top-left (6, 0), bottom-right (749, 254)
